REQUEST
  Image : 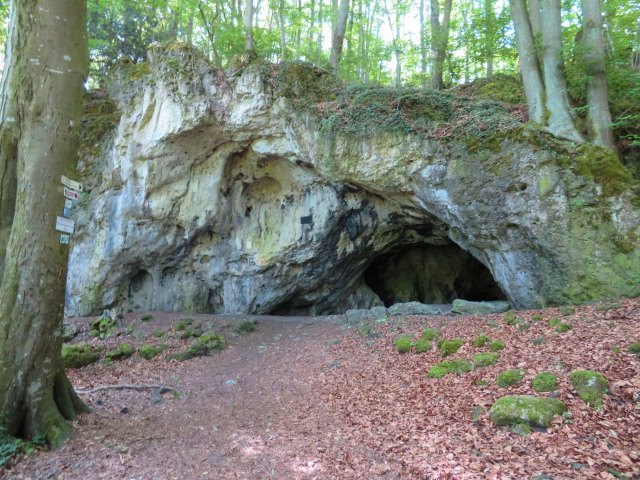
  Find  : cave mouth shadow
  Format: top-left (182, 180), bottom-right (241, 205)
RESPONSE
top-left (364, 243), bottom-right (506, 307)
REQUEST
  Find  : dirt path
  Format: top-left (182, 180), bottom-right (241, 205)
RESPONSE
top-left (7, 314), bottom-right (353, 480)
top-left (4, 300), bottom-right (640, 480)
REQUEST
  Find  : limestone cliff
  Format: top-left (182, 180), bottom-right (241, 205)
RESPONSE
top-left (66, 44), bottom-right (640, 316)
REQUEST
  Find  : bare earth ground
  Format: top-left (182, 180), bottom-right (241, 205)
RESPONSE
top-left (3, 299), bottom-right (640, 480)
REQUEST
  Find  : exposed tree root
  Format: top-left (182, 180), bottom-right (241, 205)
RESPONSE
top-left (76, 384), bottom-right (175, 395)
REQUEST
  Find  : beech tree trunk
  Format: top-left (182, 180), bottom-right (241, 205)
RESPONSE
top-left (244, 0), bottom-right (255, 52)
top-left (539, 0), bottom-right (583, 142)
top-left (430, 0), bottom-right (452, 90)
top-left (509, 0), bottom-right (545, 123)
top-left (582, 0), bottom-right (616, 149)
top-left (329, 0), bottom-right (350, 71)
top-left (0, 0), bottom-right (89, 447)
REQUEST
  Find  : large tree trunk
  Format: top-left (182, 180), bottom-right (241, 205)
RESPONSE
top-left (0, 0), bottom-right (89, 447)
top-left (509, 0), bottom-right (545, 124)
top-left (430, 0), bottom-right (452, 90)
top-left (329, 0), bottom-right (350, 71)
top-left (539, 0), bottom-right (583, 142)
top-left (582, 0), bottom-right (616, 149)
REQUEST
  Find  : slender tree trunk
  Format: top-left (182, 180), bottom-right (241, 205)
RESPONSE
top-left (539, 0), bottom-right (583, 142)
top-left (277, 0), bottom-right (287, 60)
top-left (0, 0), bottom-right (90, 447)
top-left (430, 0), bottom-right (452, 90)
top-left (244, 0), bottom-right (255, 52)
top-left (317, 0), bottom-right (324, 63)
top-left (329, 0), bottom-right (350, 71)
top-left (484, 0), bottom-right (495, 77)
top-left (509, 0), bottom-right (545, 124)
top-left (528, 0), bottom-right (542, 41)
top-left (420, 0), bottom-right (428, 88)
top-left (581, 0), bottom-right (615, 149)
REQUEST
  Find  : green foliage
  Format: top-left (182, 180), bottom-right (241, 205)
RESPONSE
top-left (472, 334), bottom-right (489, 348)
top-left (568, 144), bottom-right (636, 196)
top-left (235, 320), bottom-right (257, 334)
top-left (548, 318), bottom-right (560, 328)
top-left (559, 306), bottom-right (575, 316)
top-left (531, 314), bottom-right (543, 322)
top-left (628, 342), bottom-right (640, 355)
top-left (496, 369), bottom-right (525, 388)
top-left (168, 332), bottom-right (225, 361)
top-left (473, 353), bottom-right (499, 367)
top-left (90, 315), bottom-right (117, 339)
top-left (503, 311), bottom-right (519, 326)
top-left (414, 338), bottom-right (432, 353)
top-left (456, 75), bottom-right (525, 104)
top-left (532, 372), bottom-right (558, 392)
top-left (569, 370), bottom-right (609, 408)
top-left (532, 336), bottom-right (547, 346)
top-left (105, 343), bottom-right (135, 360)
top-left (427, 359), bottom-right (473, 378)
top-left (140, 314), bottom-right (154, 322)
top-left (175, 318), bottom-right (194, 331)
top-left (0, 427), bottom-right (25, 466)
top-left (153, 330), bottom-right (165, 338)
top-left (440, 339), bottom-right (465, 357)
top-left (489, 340), bottom-right (505, 352)
top-left (138, 344), bottom-right (162, 360)
top-left (394, 335), bottom-right (413, 353)
top-left (555, 323), bottom-right (573, 333)
top-left (62, 344), bottom-right (100, 369)
top-left (421, 327), bottom-right (440, 341)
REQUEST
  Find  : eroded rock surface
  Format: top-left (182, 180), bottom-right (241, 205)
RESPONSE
top-left (66, 45), bottom-right (640, 316)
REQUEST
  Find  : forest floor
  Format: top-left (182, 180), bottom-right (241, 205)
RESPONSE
top-left (3, 299), bottom-right (640, 480)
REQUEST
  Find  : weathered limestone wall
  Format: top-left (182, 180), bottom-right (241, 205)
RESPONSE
top-left (66, 45), bottom-right (640, 316)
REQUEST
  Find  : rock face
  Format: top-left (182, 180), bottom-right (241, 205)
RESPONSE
top-left (66, 44), bottom-right (640, 316)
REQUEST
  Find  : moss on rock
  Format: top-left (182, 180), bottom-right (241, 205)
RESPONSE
top-left (414, 338), bottom-right (432, 353)
top-left (472, 334), bottom-right (489, 348)
top-left (569, 370), bottom-right (608, 408)
top-left (496, 369), bottom-right (525, 388)
top-left (532, 372), bottom-right (558, 392)
top-left (138, 345), bottom-right (162, 360)
top-left (489, 395), bottom-right (567, 427)
top-left (440, 339), bottom-right (464, 357)
top-left (394, 335), bottom-right (413, 353)
top-left (427, 358), bottom-right (473, 378)
top-left (235, 320), bottom-right (257, 334)
top-left (105, 343), bottom-right (135, 360)
top-left (473, 352), bottom-right (499, 367)
top-left (62, 344), bottom-right (100, 369)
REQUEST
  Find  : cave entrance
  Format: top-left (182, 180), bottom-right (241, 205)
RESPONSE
top-left (364, 244), bottom-right (506, 307)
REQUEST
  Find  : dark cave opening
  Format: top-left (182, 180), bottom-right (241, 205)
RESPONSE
top-left (364, 244), bottom-right (506, 307)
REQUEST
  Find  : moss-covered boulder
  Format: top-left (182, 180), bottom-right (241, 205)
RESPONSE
top-left (105, 343), bottom-right (135, 360)
top-left (569, 370), bottom-right (609, 408)
top-left (235, 320), bottom-right (257, 333)
top-left (532, 372), bottom-right (557, 392)
top-left (414, 338), bottom-right (432, 353)
top-left (90, 315), bottom-right (117, 339)
top-left (168, 332), bottom-right (225, 361)
top-left (489, 395), bottom-right (567, 427)
top-left (62, 344), bottom-right (100, 369)
top-left (440, 339), bottom-right (464, 357)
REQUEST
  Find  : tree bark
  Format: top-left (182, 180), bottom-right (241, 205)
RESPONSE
top-left (581, 0), bottom-right (616, 149)
top-left (430, 0), bottom-right (452, 90)
top-left (0, 0), bottom-right (90, 447)
top-left (509, 0), bottom-right (545, 124)
top-left (329, 0), bottom-right (350, 71)
top-left (420, 0), bottom-right (428, 88)
top-left (244, 0), bottom-right (255, 52)
top-left (539, 0), bottom-right (583, 142)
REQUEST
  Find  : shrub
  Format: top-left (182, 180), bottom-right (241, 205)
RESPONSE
top-left (440, 339), bottom-right (464, 357)
top-left (489, 340), bottom-right (505, 352)
top-left (532, 372), bottom-right (557, 392)
top-left (394, 335), bottom-right (413, 353)
top-left (496, 369), bottom-right (525, 387)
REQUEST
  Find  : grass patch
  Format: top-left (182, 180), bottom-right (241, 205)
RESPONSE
top-left (628, 342), bottom-right (640, 355)
top-left (532, 372), bottom-right (558, 392)
top-left (472, 334), bottom-right (489, 348)
top-left (140, 314), bottom-right (154, 322)
top-left (421, 327), bottom-right (440, 341)
top-left (394, 335), bottom-right (413, 353)
top-left (440, 339), bottom-right (464, 357)
top-left (555, 322), bottom-right (572, 333)
top-left (138, 345), bottom-right (162, 360)
top-left (235, 320), bottom-right (257, 334)
top-left (175, 318), bottom-right (194, 331)
top-left (473, 352), bottom-right (499, 367)
top-left (414, 338), bottom-right (432, 353)
top-left (489, 340), bottom-right (505, 352)
top-left (427, 359), bottom-right (473, 378)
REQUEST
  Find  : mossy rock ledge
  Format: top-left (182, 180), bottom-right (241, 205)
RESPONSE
top-left (66, 47), bottom-right (640, 318)
top-left (489, 395), bottom-right (567, 428)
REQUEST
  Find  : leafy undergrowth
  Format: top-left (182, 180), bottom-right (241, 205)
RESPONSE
top-left (318, 299), bottom-right (640, 479)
